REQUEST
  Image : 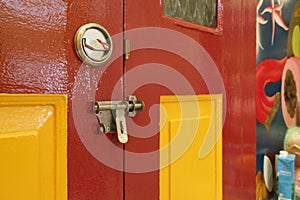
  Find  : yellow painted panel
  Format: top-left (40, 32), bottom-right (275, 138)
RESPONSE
top-left (0, 131), bottom-right (39, 200)
top-left (0, 94), bottom-right (68, 200)
top-left (160, 95), bottom-right (222, 200)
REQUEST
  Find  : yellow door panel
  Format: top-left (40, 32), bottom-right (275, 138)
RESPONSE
top-left (0, 131), bottom-right (39, 200)
top-left (0, 94), bottom-right (67, 200)
top-left (160, 95), bottom-right (222, 200)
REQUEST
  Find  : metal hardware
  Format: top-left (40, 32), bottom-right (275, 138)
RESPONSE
top-left (124, 39), bottom-right (130, 60)
top-left (74, 23), bottom-right (113, 66)
top-left (94, 96), bottom-right (145, 143)
top-left (83, 38), bottom-right (111, 51)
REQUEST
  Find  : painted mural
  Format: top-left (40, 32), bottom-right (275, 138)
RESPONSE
top-left (256, 0), bottom-right (300, 199)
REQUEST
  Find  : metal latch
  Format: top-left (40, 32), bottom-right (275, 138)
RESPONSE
top-left (94, 96), bottom-right (145, 144)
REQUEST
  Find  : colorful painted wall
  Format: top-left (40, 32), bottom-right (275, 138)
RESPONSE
top-left (256, 0), bottom-right (300, 199)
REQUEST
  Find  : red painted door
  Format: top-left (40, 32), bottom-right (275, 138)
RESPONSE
top-left (0, 0), bottom-right (256, 200)
top-left (0, 0), bottom-right (124, 199)
top-left (123, 1), bottom-right (256, 200)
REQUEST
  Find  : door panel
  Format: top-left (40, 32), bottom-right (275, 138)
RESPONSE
top-left (124, 0), bottom-right (256, 199)
top-left (65, 0), bottom-right (124, 199)
top-left (0, 0), bottom-right (124, 199)
top-left (0, 94), bottom-right (67, 200)
top-left (160, 95), bottom-right (222, 200)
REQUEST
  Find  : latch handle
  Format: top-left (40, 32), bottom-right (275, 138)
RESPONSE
top-left (83, 38), bottom-right (111, 51)
top-left (115, 108), bottom-right (128, 144)
top-left (94, 96), bottom-right (144, 144)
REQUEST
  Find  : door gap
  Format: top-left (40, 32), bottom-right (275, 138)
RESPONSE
top-left (122, 1), bottom-right (126, 200)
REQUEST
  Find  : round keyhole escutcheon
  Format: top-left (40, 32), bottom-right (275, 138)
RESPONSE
top-left (74, 23), bottom-right (113, 66)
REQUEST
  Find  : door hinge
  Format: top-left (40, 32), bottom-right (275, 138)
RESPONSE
top-left (124, 39), bottom-right (130, 60)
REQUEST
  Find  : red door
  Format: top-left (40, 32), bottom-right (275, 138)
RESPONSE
top-left (123, 1), bottom-right (256, 200)
top-left (0, 0), bottom-right (256, 200)
top-left (0, 0), bottom-right (124, 199)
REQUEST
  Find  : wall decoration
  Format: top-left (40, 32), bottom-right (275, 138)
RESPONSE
top-left (256, 0), bottom-right (298, 199)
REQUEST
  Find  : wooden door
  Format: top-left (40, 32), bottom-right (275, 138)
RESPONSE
top-left (0, 0), bottom-right (124, 199)
top-left (0, 0), bottom-right (256, 199)
top-left (124, 1), bottom-right (256, 200)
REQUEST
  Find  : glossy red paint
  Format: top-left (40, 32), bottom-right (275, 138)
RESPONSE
top-left (0, 0), bottom-right (68, 94)
top-left (0, 0), bottom-right (124, 199)
top-left (124, 0), bottom-right (256, 200)
top-left (66, 1), bottom-right (124, 199)
top-left (0, 0), bottom-right (256, 199)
